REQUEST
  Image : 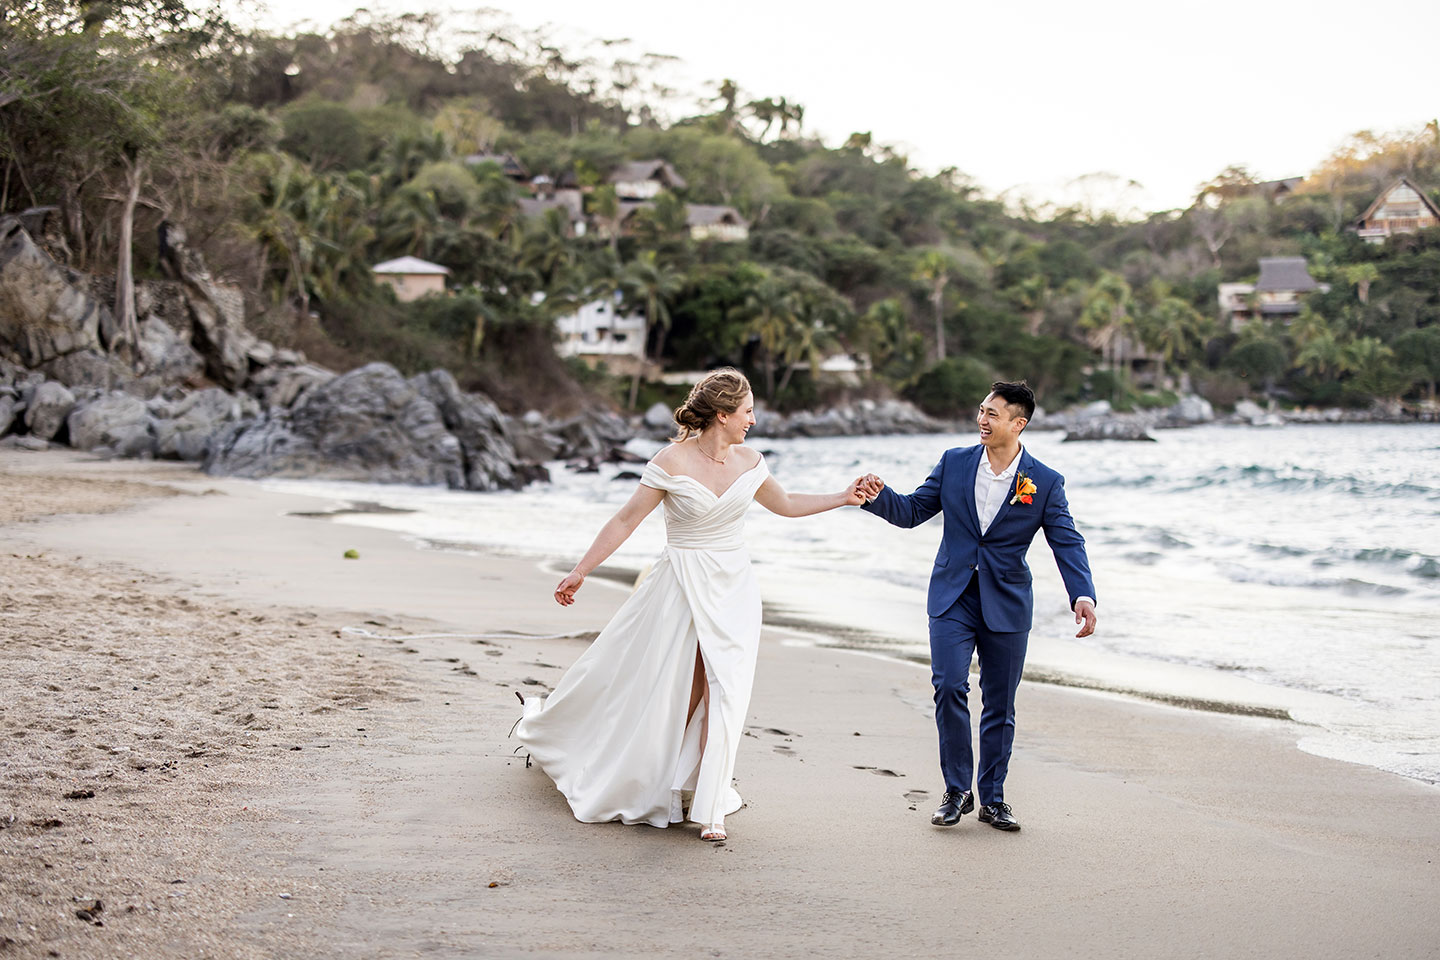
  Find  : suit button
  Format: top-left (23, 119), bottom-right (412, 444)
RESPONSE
top-left (971, 564), bottom-right (978, 570)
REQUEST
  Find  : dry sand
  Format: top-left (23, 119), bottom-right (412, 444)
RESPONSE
top-left (2, 448), bottom-right (1437, 959)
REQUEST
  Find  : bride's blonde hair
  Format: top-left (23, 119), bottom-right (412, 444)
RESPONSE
top-left (671, 368), bottom-right (752, 442)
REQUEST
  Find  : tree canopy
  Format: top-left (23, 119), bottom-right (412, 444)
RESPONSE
top-left (4, 4), bottom-right (1438, 413)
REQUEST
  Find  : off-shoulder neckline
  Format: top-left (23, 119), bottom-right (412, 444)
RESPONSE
top-left (647, 456), bottom-right (764, 500)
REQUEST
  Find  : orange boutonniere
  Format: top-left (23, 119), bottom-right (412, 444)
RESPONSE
top-left (1010, 469), bottom-right (1037, 506)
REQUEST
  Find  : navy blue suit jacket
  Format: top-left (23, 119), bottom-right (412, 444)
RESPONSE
top-left (862, 444), bottom-right (1095, 632)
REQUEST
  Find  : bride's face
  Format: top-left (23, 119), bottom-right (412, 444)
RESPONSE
top-left (716, 392), bottom-right (756, 444)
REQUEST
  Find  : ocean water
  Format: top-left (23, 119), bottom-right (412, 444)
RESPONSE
top-left (264, 423), bottom-right (1440, 784)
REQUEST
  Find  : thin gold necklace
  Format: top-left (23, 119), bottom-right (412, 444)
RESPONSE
top-left (697, 437), bottom-right (728, 464)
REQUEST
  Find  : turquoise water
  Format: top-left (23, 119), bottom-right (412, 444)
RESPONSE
top-left (265, 423), bottom-right (1440, 783)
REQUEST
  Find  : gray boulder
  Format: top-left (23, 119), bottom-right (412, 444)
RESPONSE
top-left (37, 349), bottom-right (134, 392)
top-left (0, 395), bottom-right (17, 438)
top-left (67, 391), bottom-right (155, 457)
top-left (151, 387), bottom-right (255, 461)
top-left (0, 434), bottom-right (49, 451)
top-left (24, 380), bottom-right (75, 441)
top-left (0, 217), bottom-right (108, 366)
top-left (247, 360), bottom-right (334, 410)
top-left (246, 339), bottom-right (277, 366)
top-left (551, 415), bottom-right (605, 460)
top-left (509, 414), bottom-right (564, 462)
top-left (205, 362), bottom-right (465, 487)
top-left (137, 316), bottom-right (205, 384)
top-left (1166, 394), bottom-right (1214, 425)
top-left (643, 401), bottom-right (674, 430)
top-left (408, 369), bottom-right (527, 491)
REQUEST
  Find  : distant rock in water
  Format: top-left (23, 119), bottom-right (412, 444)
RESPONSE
top-left (1063, 418), bottom-right (1156, 442)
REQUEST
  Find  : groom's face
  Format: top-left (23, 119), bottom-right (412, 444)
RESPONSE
top-left (977, 393), bottom-right (1027, 448)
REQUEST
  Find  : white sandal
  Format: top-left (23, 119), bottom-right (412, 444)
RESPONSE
top-left (700, 824), bottom-right (727, 842)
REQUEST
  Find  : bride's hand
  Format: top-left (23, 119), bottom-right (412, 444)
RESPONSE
top-left (555, 571), bottom-right (584, 606)
top-left (843, 478), bottom-right (869, 506)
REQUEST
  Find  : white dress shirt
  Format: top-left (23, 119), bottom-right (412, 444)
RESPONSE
top-left (975, 446), bottom-right (1023, 535)
top-left (975, 445), bottom-right (1094, 611)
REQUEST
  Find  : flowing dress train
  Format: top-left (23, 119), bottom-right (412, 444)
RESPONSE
top-left (515, 456), bottom-right (768, 828)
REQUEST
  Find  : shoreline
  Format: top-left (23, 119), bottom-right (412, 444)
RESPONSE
top-left (393, 529), bottom-right (1328, 737)
top-left (4, 448), bottom-right (1439, 958)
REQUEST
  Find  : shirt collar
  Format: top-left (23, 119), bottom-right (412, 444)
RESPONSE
top-left (979, 445), bottom-right (1024, 480)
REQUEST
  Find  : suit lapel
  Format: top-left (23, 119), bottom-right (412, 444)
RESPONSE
top-left (985, 447), bottom-right (1031, 533)
top-left (963, 446), bottom-right (984, 536)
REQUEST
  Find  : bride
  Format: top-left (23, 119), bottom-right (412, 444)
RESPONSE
top-left (515, 368), bottom-right (868, 841)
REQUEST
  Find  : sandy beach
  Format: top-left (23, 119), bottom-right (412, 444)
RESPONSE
top-left (2, 448), bottom-right (1438, 960)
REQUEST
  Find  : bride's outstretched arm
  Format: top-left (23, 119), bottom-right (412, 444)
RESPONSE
top-left (554, 484), bottom-right (666, 606)
top-left (753, 476), bottom-right (867, 518)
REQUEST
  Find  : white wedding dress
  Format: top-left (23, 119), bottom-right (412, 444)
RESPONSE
top-left (515, 455), bottom-right (769, 828)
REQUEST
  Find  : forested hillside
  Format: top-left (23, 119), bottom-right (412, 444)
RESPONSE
top-left (5, 1), bottom-right (1439, 414)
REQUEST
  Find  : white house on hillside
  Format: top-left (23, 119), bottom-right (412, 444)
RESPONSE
top-left (372, 256), bottom-right (450, 302)
top-left (610, 160), bottom-right (687, 200)
top-left (551, 294), bottom-right (647, 368)
top-left (685, 204), bottom-right (749, 242)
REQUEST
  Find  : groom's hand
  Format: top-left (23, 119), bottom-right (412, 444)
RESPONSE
top-left (1074, 599), bottom-right (1097, 638)
top-left (858, 474), bottom-right (885, 502)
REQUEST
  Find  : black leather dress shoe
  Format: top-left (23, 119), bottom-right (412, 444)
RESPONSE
top-left (978, 801), bottom-right (1020, 831)
top-left (930, 790), bottom-right (974, 825)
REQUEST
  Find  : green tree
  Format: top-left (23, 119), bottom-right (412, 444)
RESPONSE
top-left (619, 251), bottom-right (683, 408)
top-left (1341, 262), bottom-right (1381, 305)
top-left (1392, 326), bottom-right (1440, 399)
top-left (913, 249), bottom-right (955, 362)
top-left (1141, 294), bottom-right (1211, 386)
top-left (1079, 271), bottom-right (1136, 398)
top-left (730, 268), bottom-right (799, 399)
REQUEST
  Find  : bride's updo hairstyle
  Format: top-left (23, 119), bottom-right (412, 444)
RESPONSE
top-left (671, 368), bottom-right (752, 442)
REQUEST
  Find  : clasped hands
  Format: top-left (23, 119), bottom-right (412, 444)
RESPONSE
top-left (845, 473), bottom-right (885, 506)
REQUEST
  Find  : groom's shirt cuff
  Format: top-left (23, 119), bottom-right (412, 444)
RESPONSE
top-left (1074, 596), bottom-right (1095, 610)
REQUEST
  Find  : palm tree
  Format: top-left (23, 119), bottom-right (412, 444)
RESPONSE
top-left (1080, 271), bottom-right (1136, 399)
top-left (1342, 263), bottom-right (1381, 304)
top-left (730, 269), bottom-right (798, 399)
top-left (745, 97), bottom-right (780, 140)
top-left (519, 207), bottom-right (575, 287)
top-left (774, 275), bottom-right (845, 395)
top-left (913, 250), bottom-right (953, 362)
top-left (619, 251), bottom-right (683, 408)
top-left (1143, 295), bottom-right (1210, 388)
top-left (1295, 329), bottom-right (1353, 379)
top-left (589, 184), bottom-right (622, 253)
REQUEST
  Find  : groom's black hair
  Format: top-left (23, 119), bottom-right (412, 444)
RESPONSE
top-left (990, 380), bottom-right (1035, 422)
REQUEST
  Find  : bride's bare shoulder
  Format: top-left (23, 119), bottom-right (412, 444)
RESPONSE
top-left (736, 445), bottom-right (763, 469)
top-left (650, 440), bottom-right (689, 471)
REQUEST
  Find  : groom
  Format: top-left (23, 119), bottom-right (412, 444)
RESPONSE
top-left (857, 380), bottom-right (1096, 832)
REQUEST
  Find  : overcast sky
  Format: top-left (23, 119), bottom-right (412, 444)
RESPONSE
top-left (236, 0), bottom-right (1440, 215)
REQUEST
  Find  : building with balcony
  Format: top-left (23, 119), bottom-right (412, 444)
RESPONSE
top-left (551, 294), bottom-right (648, 370)
top-left (1352, 178), bottom-right (1440, 243)
top-left (1218, 257), bottom-right (1329, 331)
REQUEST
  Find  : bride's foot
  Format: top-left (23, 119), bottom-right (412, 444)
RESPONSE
top-left (699, 824), bottom-right (726, 842)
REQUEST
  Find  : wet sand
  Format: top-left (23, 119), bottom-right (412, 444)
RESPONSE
top-left (2, 448), bottom-right (1438, 959)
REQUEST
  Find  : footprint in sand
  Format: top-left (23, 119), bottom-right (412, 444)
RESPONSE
top-left (903, 788), bottom-right (929, 810)
top-left (852, 765), bottom-right (905, 777)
